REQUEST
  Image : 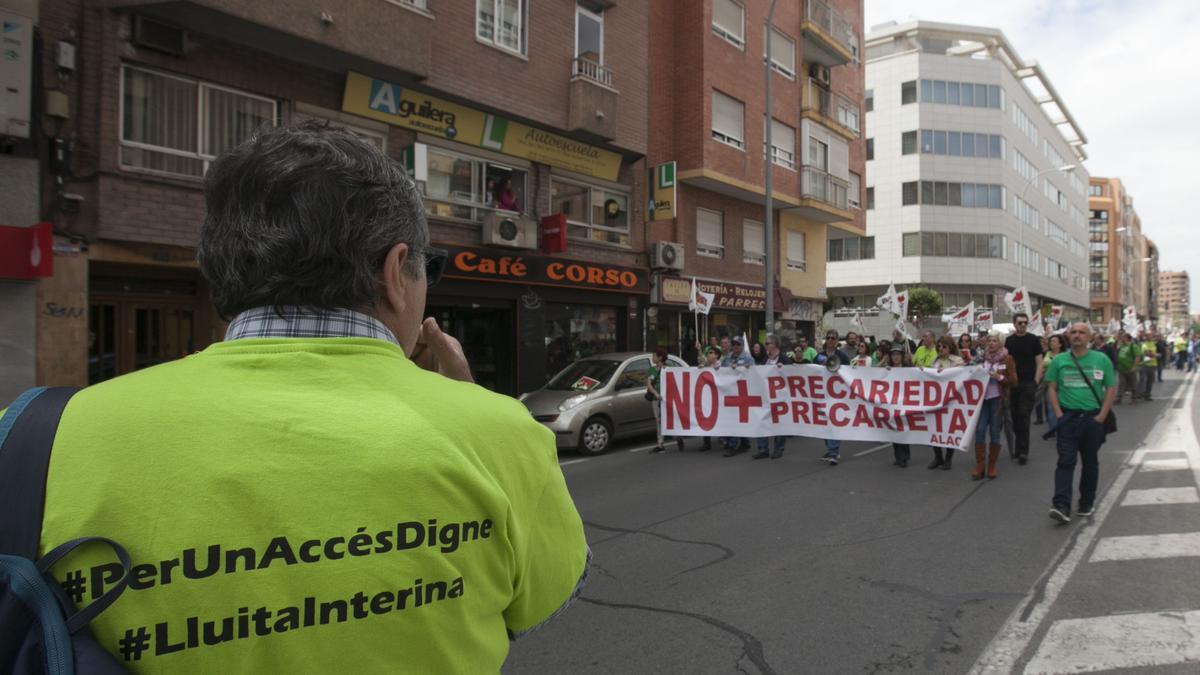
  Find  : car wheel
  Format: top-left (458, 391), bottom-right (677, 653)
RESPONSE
top-left (578, 416), bottom-right (613, 455)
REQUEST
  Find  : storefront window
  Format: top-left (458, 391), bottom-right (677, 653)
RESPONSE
top-left (421, 146), bottom-right (528, 222)
top-left (544, 304), bottom-right (619, 378)
top-left (551, 178), bottom-right (631, 247)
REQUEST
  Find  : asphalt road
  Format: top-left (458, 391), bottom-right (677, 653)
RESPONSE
top-left (504, 368), bottom-right (1200, 674)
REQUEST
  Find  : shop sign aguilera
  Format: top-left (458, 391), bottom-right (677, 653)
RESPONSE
top-left (660, 277), bottom-right (767, 311)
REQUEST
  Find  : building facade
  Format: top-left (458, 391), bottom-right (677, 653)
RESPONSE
top-left (1157, 270), bottom-right (1191, 331)
top-left (646, 0), bottom-right (865, 359)
top-left (827, 21), bottom-right (1090, 326)
top-left (1088, 177), bottom-right (1151, 323)
top-left (21, 0), bottom-right (653, 398)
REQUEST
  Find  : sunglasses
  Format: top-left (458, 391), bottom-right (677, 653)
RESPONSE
top-left (1016, 321), bottom-right (1028, 326)
top-left (423, 247), bottom-right (448, 287)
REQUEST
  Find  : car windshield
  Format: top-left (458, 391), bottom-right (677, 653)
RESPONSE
top-left (545, 359), bottom-right (621, 391)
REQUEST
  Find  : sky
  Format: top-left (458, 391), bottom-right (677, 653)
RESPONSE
top-left (864, 0), bottom-right (1199, 316)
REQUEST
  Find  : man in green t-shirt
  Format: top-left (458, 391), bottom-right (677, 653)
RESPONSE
top-left (1114, 331), bottom-right (1140, 405)
top-left (912, 330), bottom-right (938, 368)
top-left (13, 124), bottom-right (589, 673)
top-left (1046, 322), bottom-right (1116, 524)
top-left (1138, 333), bottom-right (1158, 401)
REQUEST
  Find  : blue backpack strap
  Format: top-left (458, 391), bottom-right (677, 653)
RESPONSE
top-left (37, 537), bottom-right (132, 634)
top-left (0, 387), bottom-right (80, 559)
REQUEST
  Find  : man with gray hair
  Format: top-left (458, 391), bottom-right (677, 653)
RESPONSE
top-left (20, 123), bottom-right (590, 671)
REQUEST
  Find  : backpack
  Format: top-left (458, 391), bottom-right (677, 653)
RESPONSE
top-left (0, 387), bottom-right (133, 674)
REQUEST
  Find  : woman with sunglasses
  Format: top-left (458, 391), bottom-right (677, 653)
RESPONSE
top-left (959, 333), bottom-right (982, 365)
top-left (851, 340), bottom-right (873, 367)
top-left (925, 335), bottom-right (965, 470)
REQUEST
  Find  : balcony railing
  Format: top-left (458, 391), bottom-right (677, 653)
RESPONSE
top-left (572, 56), bottom-right (613, 88)
top-left (801, 166), bottom-right (849, 211)
top-left (802, 78), bottom-right (860, 137)
top-left (805, 0), bottom-right (857, 58)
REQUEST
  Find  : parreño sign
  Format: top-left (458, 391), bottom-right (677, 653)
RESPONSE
top-left (660, 365), bottom-right (990, 450)
top-left (660, 277), bottom-right (767, 311)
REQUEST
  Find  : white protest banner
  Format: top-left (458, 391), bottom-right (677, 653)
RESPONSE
top-left (660, 365), bottom-right (989, 450)
top-left (975, 310), bottom-right (994, 332)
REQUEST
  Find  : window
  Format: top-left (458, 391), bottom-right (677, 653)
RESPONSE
top-left (551, 178), bottom-right (629, 246)
top-left (807, 136), bottom-right (828, 170)
top-left (865, 89), bottom-right (874, 112)
top-left (848, 172), bottom-right (861, 208)
top-left (422, 146), bottom-right (530, 222)
top-left (902, 232), bottom-right (1006, 259)
top-left (764, 26), bottom-right (795, 78)
top-left (914, 129), bottom-right (1003, 158)
top-left (962, 132), bottom-right (975, 157)
top-left (901, 80), bottom-right (917, 105)
top-left (766, 118), bottom-right (795, 169)
top-left (901, 131), bottom-right (916, 155)
top-left (711, 0), bottom-right (744, 48)
top-left (575, 3), bottom-right (603, 66)
top-left (828, 236), bottom-right (874, 261)
top-left (866, 187), bottom-right (874, 210)
top-left (786, 230), bottom-right (806, 270)
top-left (933, 80), bottom-right (946, 104)
top-left (947, 81), bottom-right (960, 105)
top-left (901, 181), bottom-right (918, 206)
top-left (1088, 184), bottom-right (1104, 197)
top-left (712, 90), bottom-right (744, 149)
top-left (948, 131), bottom-right (961, 156)
top-left (920, 79), bottom-right (932, 103)
top-left (909, 181), bottom-right (1004, 209)
top-left (697, 208), bottom-right (724, 257)
top-left (742, 219), bottom-right (764, 264)
top-left (477, 0), bottom-right (527, 55)
top-left (120, 66), bottom-right (276, 179)
top-left (921, 129), bottom-right (933, 153)
top-left (866, 137), bottom-right (874, 161)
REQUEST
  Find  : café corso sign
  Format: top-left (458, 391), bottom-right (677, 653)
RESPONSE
top-left (441, 246), bottom-right (649, 294)
top-left (659, 277), bottom-right (767, 311)
top-left (342, 72), bottom-right (621, 181)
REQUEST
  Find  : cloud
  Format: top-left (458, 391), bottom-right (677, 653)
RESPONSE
top-left (866, 0), bottom-right (1200, 317)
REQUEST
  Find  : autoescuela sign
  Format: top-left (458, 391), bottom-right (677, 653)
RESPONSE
top-left (441, 245), bottom-right (649, 294)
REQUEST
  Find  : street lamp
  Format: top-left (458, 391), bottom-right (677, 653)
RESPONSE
top-left (1018, 164), bottom-right (1076, 288)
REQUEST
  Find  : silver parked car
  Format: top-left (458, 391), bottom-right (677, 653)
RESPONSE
top-left (519, 352), bottom-right (689, 455)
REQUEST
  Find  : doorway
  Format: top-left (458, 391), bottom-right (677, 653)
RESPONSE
top-left (426, 303), bottom-right (516, 396)
top-left (89, 300), bottom-right (197, 384)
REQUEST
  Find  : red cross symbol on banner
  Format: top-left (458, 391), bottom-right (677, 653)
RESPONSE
top-left (722, 380), bottom-right (763, 423)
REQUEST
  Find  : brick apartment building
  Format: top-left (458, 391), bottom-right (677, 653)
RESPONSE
top-left (1088, 176), bottom-right (1151, 323)
top-left (1157, 270), bottom-right (1190, 331)
top-left (13, 0), bottom-right (651, 398)
top-left (646, 0), bottom-right (865, 360)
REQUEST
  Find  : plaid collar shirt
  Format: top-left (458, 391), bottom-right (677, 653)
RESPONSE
top-left (224, 306), bottom-right (401, 348)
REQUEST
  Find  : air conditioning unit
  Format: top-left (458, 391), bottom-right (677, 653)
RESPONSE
top-left (651, 241), bottom-right (685, 271)
top-left (809, 63), bottom-right (831, 87)
top-left (132, 15), bottom-right (186, 56)
top-left (482, 211), bottom-right (537, 250)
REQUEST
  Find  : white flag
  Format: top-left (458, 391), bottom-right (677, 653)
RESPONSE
top-left (1107, 318), bottom-right (1120, 335)
top-left (975, 310), bottom-right (994, 332)
top-left (851, 312), bottom-right (867, 338)
top-left (894, 289), bottom-right (909, 319)
top-left (1030, 313), bottom-right (1046, 337)
top-left (876, 284), bottom-right (898, 314)
top-left (941, 301), bottom-right (975, 325)
top-left (1003, 287), bottom-right (1032, 317)
top-left (895, 318), bottom-right (912, 341)
top-left (688, 278), bottom-right (715, 315)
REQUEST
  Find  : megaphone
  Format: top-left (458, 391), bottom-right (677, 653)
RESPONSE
top-left (825, 357), bottom-right (841, 373)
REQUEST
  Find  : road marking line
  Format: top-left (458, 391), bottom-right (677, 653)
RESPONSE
top-left (968, 375), bottom-right (1195, 674)
top-left (1121, 487), bottom-right (1200, 506)
top-left (1140, 458), bottom-right (1191, 472)
top-left (559, 458), bottom-right (591, 467)
top-left (1024, 609), bottom-right (1200, 674)
top-left (1089, 532), bottom-right (1200, 562)
top-left (853, 443), bottom-right (893, 457)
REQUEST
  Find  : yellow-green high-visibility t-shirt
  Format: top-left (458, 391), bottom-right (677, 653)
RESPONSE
top-left (33, 338), bottom-right (589, 673)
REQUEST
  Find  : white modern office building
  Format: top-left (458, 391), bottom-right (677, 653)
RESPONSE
top-left (826, 21), bottom-right (1090, 322)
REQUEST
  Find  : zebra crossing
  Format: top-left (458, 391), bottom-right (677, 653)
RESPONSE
top-left (972, 370), bottom-right (1200, 674)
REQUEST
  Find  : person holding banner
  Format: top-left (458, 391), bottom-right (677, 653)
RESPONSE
top-left (886, 345), bottom-right (913, 468)
top-left (913, 331), bottom-right (938, 368)
top-left (1046, 323), bottom-right (1116, 524)
top-left (1006, 313), bottom-right (1044, 465)
top-left (721, 336), bottom-right (756, 457)
top-left (647, 348), bottom-right (686, 454)
top-left (793, 335), bottom-right (817, 364)
top-left (752, 336), bottom-right (793, 460)
top-left (851, 341), bottom-right (874, 367)
top-left (815, 330), bottom-right (851, 464)
top-left (697, 345), bottom-right (723, 452)
top-left (974, 333), bottom-right (1017, 480)
top-left (958, 333), bottom-right (983, 364)
top-left (924, 336), bottom-right (965, 470)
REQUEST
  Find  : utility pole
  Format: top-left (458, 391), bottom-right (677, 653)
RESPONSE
top-left (763, 0), bottom-right (778, 336)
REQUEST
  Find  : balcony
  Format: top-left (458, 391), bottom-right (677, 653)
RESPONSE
top-left (801, 0), bottom-right (857, 66)
top-left (801, 78), bottom-right (860, 139)
top-left (102, 0), bottom-right (432, 81)
top-left (568, 56), bottom-right (618, 141)
top-left (786, 166), bottom-right (853, 224)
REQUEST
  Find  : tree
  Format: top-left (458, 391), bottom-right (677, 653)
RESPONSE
top-left (907, 286), bottom-right (943, 324)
